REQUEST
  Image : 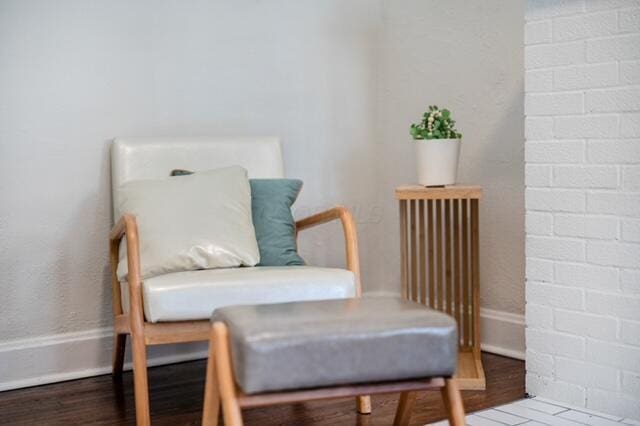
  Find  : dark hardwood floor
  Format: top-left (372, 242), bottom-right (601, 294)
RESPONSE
top-left (0, 352), bottom-right (524, 425)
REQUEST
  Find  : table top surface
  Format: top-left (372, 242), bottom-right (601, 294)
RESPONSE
top-left (395, 185), bottom-right (483, 200)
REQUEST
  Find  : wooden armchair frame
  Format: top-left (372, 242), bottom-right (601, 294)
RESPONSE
top-left (110, 206), bottom-right (370, 425)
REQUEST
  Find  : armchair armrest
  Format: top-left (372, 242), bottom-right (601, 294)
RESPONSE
top-left (109, 214), bottom-right (145, 333)
top-left (296, 206), bottom-right (362, 296)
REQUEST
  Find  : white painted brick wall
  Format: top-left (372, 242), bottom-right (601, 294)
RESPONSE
top-left (525, 92), bottom-right (584, 115)
top-left (527, 69), bottom-right (554, 92)
top-left (623, 166), bottom-right (640, 190)
top-left (554, 309), bottom-right (618, 340)
top-left (621, 320), bottom-right (640, 345)
top-left (587, 340), bottom-right (640, 373)
top-left (526, 349), bottom-right (555, 376)
top-left (553, 11), bottom-right (618, 41)
top-left (527, 303), bottom-right (555, 328)
top-left (587, 191), bottom-right (640, 215)
top-left (527, 282), bottom-right (586, 311)
top-left (587, 34), bottom-right (640, 62)
top-left (527, 328), bottom-right (586, 358)
top-left (555, 358), bottom-right (620, 391)
top-left (526, 188), bottom-right (587, 212)
top-left (621, 112), bottom-right (640, 136)
top-left (622, 218), bottom-right (640, 241)
top-left (621, 268), bottom-right (640, 293)
top-left (622, 371), bottom-right (640, 395)
top-left (525, 0), bottom-right (640, 419)
top-left (620, 61), bottom-right (640, 84)
top-left (526, 257), bottom-right (555, 282)
top-left (554, 114), bottom-right (619, 138)
top-left (586, 240), bottom-right (640, 267)
top-left (527, 140), bottom-right (586, 163)
top-left (526, 164), bottom-right (553, 187)
top-left (554, 63), bottom-right (619, 90)
top-left (527, 212), bottom-right (554, 235)
top-left (555, 261), bottom-right (620, 290)
top-left (554, 213), bottom-right (618, 239)
top-left (553, 165), bottom-right (618, 188)
top-left (587, 87), bottom-right (640, 112)
top-left (587, 139), bottom-right (640, 162)
top-left (527, 236), bottom-right (586, 261)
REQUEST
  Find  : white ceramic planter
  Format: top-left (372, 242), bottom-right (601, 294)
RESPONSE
top-left (414, 138), bottom-right (461, 186)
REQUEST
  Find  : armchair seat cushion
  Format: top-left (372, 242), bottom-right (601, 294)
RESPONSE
top-left (123, 266), bottom-right (356, 322)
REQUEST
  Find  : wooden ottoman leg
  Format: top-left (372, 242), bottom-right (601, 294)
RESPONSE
top-left (441, 379), bottom-right (465, 426)
top-left (357, 395), bottom-right (372, 414)
top-left (393, 391), bottom-right (416, 426)
top-left (213, 322), bottom-right (243, 426)
top-left (202, 328), bottom-right (220, 426)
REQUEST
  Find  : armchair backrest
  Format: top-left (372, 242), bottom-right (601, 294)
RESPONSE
top-left (111, 137), bottom-right (284, 218)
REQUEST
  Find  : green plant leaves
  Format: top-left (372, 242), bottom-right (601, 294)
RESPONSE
top-left (410, 105), bottom-right (461, 140)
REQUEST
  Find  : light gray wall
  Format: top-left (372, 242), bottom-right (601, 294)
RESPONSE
top-left (0, 0), bottom-right (524, 348)
top-left (0, 0), bottom-right (382, 341)
top-left (374, 0), bottom-right (526, 314)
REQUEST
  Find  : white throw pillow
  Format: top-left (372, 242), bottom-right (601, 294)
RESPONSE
top-left (117, 165), bottom-right (260, 280)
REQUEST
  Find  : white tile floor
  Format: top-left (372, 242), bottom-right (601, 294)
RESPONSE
top-left (431, 397), bottom-right (640, 426)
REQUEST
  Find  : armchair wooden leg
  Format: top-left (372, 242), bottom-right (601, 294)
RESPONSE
top-left (132, 334), bottom-right (151, 426)
top-left (202, 330), bottom-right (220, 426)
top-left (393, 391), bottom-right (416, 426)
top-left (441, 379), bottom-right (465, 426)
top-left (112, 332), bottom-right (127, 377)
top-left (357, 395), bottom-right (372, 414)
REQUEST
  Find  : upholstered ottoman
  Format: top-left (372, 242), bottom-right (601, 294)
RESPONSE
top-left (202, 297), bottom-right (465, 426)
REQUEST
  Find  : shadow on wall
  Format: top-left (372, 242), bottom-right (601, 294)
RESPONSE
top-left (369, 0), bottom-right (525, 308)
top-left (65, 140), bottom-right (114, 334)
top-left (463, 92), bottom-right (525, 312)
top-left (15, 139), bottom-right (115, 340)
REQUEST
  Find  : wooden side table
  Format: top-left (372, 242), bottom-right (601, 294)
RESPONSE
top-left (395, 185), bottom-right (485, 390)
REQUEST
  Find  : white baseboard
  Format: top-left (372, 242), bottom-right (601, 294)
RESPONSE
top-left (0, 303), bottom-right (524, 392)
top-left (479, 308), bottom-right (525, 360)
top-left (0, 327), bottom-right (208, 392)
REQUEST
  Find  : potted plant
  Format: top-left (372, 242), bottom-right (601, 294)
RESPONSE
top-left (410, 105), bottom-right (462, 187)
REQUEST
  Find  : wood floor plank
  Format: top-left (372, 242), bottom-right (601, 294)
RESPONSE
top-left (0, 352), bottom-right (524, 425)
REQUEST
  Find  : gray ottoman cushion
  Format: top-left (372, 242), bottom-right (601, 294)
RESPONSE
top-left (212, 297), bottom-right (458, 394)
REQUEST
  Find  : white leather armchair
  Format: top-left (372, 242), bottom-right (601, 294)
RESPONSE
top-left (109, 137), bottom-right (369, 425)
